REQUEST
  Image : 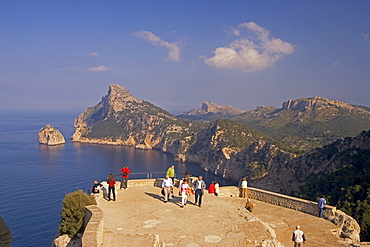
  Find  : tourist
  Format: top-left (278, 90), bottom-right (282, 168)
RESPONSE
top-left (179, 179), bottom-right (189, 207)
top-left (245, 199), bottom-right (254, 212)
top-left (192, 176), bottom-right (206, 207)
top-left (184, 170), bottom-right (190, 178)
top-left (292, 225), bottom-right (306, 247)
top-left (107, 174), bottom-right (116, 201)
top-left (214, 181), bottom-right (219, 196)
top-left (91, 179), bottom-right (103, 198)
top-left (0, 216), bottom-right (12, 247)
top-left (120, 165), bottom-right (131, 189)
top-left (162, 175), bottom-right (173, 203)
top-left (184, 170), bottom-right (193, 185)
top-left (318, 195), bottom-right (326, 218)
top-left (241, 178), bottom-right (248, 198)
top-left (166, 165), bottom-right (175, 184)
top-left (208, 181), bottom-right (215, 194)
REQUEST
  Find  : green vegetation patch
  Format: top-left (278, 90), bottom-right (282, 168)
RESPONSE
top-left (59, 190), bottom-right (96, 236)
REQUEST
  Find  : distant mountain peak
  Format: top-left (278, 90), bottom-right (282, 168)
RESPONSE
top-left (282, 96), bottom-right (351, 110)
top-left (182, 101), bottom-right (246, 116)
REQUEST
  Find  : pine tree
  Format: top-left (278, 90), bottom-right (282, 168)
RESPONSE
top-left (59, 190), bottom-right (96, 236)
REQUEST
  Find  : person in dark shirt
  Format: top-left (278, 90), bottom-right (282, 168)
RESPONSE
top-left (92, 179), bottom-right (103, 194)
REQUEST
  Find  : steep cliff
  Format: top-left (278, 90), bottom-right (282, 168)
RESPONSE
top-left (72, 84), bottom-right (196, 149)
top-left (178, 119), bottom-right (296, 182)
top-left (38, 124), bottom-right (65, 145)
top-left (253, 130), bottom-right (370, 194)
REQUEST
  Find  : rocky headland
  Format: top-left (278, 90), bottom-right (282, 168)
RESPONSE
top-left (71, 84), bottom-right (370, 195)
top-left (38, 124), bottom-right (65, 145)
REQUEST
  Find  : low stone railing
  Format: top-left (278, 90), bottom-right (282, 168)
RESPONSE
top-left (82, 205), bottom-right (104, 247)
top-left (219, 186), bottom-right (360, 242)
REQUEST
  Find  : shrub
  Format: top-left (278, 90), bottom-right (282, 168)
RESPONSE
top-left (58, 190), bottom-right (96, 236)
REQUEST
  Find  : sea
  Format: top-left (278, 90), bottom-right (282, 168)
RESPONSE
top-left (0, 111), bottom-right (236, 247)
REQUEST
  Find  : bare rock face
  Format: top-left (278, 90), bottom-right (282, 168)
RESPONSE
top-left (38, 125), bottom-right (65, 145)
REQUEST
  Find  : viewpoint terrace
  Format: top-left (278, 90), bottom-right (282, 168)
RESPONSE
top-left (83, 179), bottom-right (362, 247)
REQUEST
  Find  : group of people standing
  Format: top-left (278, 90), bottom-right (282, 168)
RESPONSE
top-left (162, 165), bottom-right (222, 208)
top-left (162, 174), bottom-right (207, 208)
top-left (91, 165), bottom-right (131, 201)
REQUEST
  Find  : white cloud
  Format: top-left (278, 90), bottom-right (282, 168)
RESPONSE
top-left (87, 65), bottom-right (109, 72)
top-left (89, 52), bottom-right (99, 57)
top-left (329, 61), bottom-right (340, 70)
top-left (361, 33), bottom-right (369, 41)
top-left (203, 22), bottom-right (296, 72)
top-left (134, 30), bottom-right (181, 62)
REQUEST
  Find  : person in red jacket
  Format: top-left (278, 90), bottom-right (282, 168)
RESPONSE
top-left (120, 165), bottom-right (131, 189)
top-left (107, 174), bottom-right (116, 201)
top-left (208, 181), bottom-right (215, 194)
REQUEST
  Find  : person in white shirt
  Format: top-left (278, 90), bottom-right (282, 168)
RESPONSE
top-left (214, 181), bottom-right (219, 196)
top-left (162, 175), bottom-right (173, 203)
top-left (292, 225), bottom-right (306, 247)
top-left (241, 178), bottom-right (248, 198)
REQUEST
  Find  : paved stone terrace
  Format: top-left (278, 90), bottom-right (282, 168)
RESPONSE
top-left (97, 185), bottom-right (348, 247)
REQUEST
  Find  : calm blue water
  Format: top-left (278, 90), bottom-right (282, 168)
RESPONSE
top-left (0, 111), bottom-right (235, 247)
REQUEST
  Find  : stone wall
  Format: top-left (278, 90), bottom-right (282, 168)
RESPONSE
top-left (82, 205), bottom-right (104, 247)
top-left (219, 186), bottom-right (360, 242)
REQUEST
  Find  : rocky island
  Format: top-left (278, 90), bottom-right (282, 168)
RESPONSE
top-left (38, 124), bottom-right (65, 145)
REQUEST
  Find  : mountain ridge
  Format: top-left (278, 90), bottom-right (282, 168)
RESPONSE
top-left (71, 84), bottom-right (370, 193)
top-left (179, 96), bottom-right (370, 152)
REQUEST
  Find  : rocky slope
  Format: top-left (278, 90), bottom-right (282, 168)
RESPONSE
top-left (38, 124), bottom-right (65, 145)
top-left (253, 130), bottom-right (370, 194)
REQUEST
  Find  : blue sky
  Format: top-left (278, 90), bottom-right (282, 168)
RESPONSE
top-left (1, 1), bottom-right (369, 115)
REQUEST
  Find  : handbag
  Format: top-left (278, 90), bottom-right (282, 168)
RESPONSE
top-left (161, 188), bottom-right (165, 196)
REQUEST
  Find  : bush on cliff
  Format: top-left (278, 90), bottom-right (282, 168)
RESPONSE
top-left (59, 190), bottom-right (96, 236)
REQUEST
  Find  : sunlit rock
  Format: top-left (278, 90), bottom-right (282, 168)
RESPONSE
top-left (38, 124), bottom-right (65, 145)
